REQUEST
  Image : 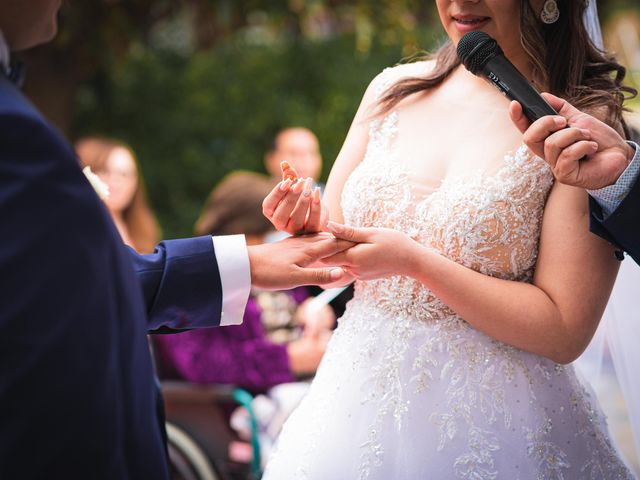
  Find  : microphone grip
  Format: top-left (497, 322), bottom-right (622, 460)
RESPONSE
top-left (482, 56), bottom-right (557, 123)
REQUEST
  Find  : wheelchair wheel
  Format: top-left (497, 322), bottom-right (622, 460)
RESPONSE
top-left (167, 422), bottom-right (220, 480)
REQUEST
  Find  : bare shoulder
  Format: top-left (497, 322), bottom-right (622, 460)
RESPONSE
top-left (361, 59), bottom-right (437, 108)
top-left (380, 59), bottom-right (437, 84)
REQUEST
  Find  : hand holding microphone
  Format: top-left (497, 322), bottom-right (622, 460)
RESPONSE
top-left (457, 31), bottom-right (634, 190)
top-left (510, 92), bottom-right (634, 190)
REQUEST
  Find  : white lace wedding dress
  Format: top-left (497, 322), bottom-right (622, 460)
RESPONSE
top-left (263, 65), bottom-right (635, 480)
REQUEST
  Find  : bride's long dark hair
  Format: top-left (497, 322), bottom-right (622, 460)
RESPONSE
top-left (377, 0), bottom-right (636, 135)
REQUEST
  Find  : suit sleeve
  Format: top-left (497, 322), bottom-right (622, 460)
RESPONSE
top-left (589, 176), bottom-right (640, 265)
top-left (129, 237), bottom-right (227, 331)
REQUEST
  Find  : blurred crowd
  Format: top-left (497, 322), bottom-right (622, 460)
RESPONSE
top-left (75, 126), bottom-right (351, 479)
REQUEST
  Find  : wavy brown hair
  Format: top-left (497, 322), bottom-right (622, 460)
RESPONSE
top-left (76, 137), bottom-right (161, 254)
top-left (378, 0), bottom-right (636, 135)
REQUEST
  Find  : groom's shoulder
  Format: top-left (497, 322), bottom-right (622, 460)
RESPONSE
top-left (0, 74), bottom-right (43, 122)
top-left (0, 75), bottom-right (77, 166)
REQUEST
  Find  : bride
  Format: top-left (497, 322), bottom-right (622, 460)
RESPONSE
top-left (261, 0), bottom-right (636, 478)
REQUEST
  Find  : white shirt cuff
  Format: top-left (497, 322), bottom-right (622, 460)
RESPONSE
top-left (212, 235), bottom-right (251, 326)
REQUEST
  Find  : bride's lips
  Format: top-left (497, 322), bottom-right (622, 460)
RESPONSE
top-left (452, 14), bottom-right (490, 34)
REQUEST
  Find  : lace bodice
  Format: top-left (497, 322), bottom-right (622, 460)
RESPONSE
top-left (341, 64), bottom-right (555, 321)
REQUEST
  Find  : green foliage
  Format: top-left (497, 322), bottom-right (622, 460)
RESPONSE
top-left (74, 34), bottom-right (440, 237)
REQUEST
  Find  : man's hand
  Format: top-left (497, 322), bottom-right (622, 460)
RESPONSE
top-left (509, 93), bottom-right (634, 190)
top-left (247, 233), bottom-right (353, 290)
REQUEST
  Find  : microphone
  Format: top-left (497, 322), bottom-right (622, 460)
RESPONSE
top-left (456, 31), bottom-right (557, 123)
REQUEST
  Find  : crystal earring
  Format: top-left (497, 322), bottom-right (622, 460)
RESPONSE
top-left (540, 0), bottom-right (560, 24)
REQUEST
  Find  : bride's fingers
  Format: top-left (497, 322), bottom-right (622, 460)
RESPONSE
top-left (319, 250), bottom-right (353, 267)
top-left (304, 187), bottom-right (323, 233)
top-left (286, 179), bottom-right (315, 233)
top-left (263, 179), bottom-right (294, 217)
top-left (271, 179), bottom-right (305, 230)
top-left (280, 161), bottom-right (299, 182)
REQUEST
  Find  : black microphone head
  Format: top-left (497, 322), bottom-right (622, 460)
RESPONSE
top-left (456, 31), bottom-right (503, 75)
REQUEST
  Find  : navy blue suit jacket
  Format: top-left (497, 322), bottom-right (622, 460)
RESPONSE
top-left (589, 176), bottom-right (640, 265)
top-left (0, 75), bottom-right (224, 478)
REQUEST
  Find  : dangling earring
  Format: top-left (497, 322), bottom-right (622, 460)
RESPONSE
top-left (540, 0), bottom-right (560, 24)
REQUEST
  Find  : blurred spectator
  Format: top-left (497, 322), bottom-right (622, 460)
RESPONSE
top-left (264, 127), bottom-right (323, 183)
top-left (154, 171), bottom-right (334, 392)
top-left (76, 137), bottom-right (160, 253)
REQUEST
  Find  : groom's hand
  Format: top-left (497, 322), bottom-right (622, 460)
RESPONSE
top-left (247, 233), bottom-right (353, 290)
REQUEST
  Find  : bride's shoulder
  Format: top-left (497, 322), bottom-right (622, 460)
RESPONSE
top-left (382, 59), bottom-right (436, 80)
top-left (366, 59), bottom-right (436, 97)
top-left (358, 59), bottom-right (436, 113)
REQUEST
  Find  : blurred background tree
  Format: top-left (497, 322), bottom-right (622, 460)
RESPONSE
top-left (19, 0), bottom-right (640, 237)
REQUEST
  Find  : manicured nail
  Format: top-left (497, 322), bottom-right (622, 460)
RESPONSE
top-left (312, 186), bottom-right (321, 203)
top-left (330, 268), bottom-right (343, 281)
top-left (279, 179), bottom-right (292, 191)
top-left (302, 178), bottom-right (313, 197)
top-left (292, 179), bottom-right (304, 194)
top-left (280, 161), bottom-right (290, 170)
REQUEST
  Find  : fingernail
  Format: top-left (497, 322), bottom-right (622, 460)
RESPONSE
top-left (312, 186), bottom-right (321, 203)
top-left (280, 161), bottom-right (290, 170)
top-left (292, 179), bottom-right (304, 194)
top-left (590, 142), bottom-right (599, 152)
top-left (330, 268), bottom-right (343, 281)
top-left (279, 179), bottom-right (292, 191)
top-left (302, 178), bottom-right (313, 197)
top-left (554, 117), bottom-right (566, 127)
top-left (580, 129), bottom-right (591, 138)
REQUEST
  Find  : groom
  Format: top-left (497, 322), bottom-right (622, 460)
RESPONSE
top-left (0, 3), bottom-right (350, 479)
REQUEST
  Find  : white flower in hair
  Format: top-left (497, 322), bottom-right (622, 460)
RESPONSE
top-left (82, 166), bottom-right (110, 200)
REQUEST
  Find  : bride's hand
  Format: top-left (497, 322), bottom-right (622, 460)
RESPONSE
top-left (262, 161), bottom-right (328, 235)
top-left (322, 222), bottom-right (421, 280)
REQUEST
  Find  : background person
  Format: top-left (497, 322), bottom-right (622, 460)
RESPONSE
top-left (264, 127), bottom-right (323, 185)
top-left (76, 136), bottom-right (161, 253)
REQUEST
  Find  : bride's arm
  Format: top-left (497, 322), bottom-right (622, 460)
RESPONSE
top-left (326, 181), bottom-right (620, 364)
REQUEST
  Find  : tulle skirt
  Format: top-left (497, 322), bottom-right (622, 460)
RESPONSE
top-left (263, 297), bottom-right (634, 480)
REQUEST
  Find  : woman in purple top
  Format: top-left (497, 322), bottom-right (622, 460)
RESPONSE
top-left (154, 172), bottom-right (334, 392)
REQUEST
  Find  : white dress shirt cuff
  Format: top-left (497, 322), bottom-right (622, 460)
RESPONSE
top-left (588, 141), bottom-right (640, 218)
top-left (212, 235), bottom-right (251, 326)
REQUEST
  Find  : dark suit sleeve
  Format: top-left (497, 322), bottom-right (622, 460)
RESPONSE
top-left (128, 237), bottom-right (224, 331)
top-left (589, 174), bottom-right (640, 265)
